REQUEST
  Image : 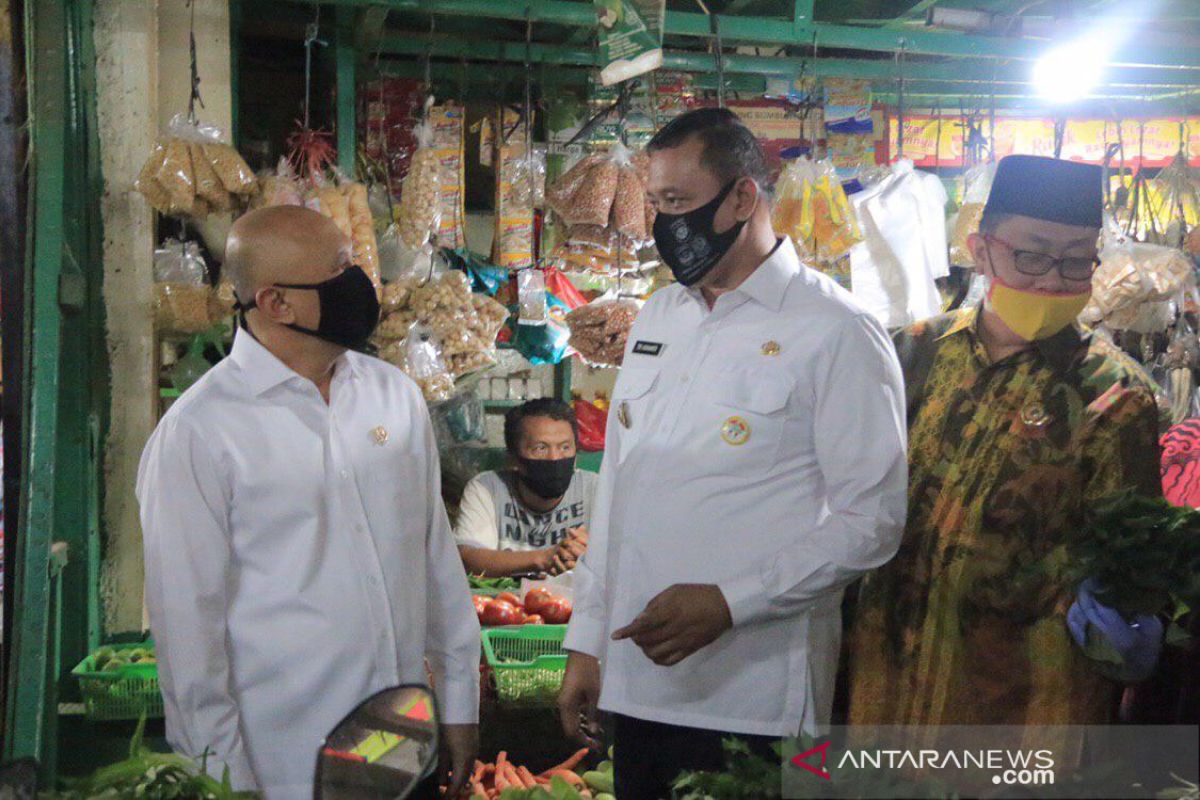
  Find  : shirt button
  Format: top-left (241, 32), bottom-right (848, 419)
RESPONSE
top-left (368, 575), bottom-right (379, 586)
top-left (340, 470), bottom-right (349, 479)
top-left (681, 374), bottom-right (689, 383)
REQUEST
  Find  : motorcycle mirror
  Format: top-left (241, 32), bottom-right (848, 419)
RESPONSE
top-left (313, 684), bottom-right (440, 800)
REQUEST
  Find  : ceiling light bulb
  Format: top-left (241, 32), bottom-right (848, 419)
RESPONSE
top-left (1034, 39), bottom-right (1107, 103)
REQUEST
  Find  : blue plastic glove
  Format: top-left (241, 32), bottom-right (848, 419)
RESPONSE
top-left (1067, 578), bottom-right (1164, 683)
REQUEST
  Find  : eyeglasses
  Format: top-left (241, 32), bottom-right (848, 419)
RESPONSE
top-left (981, 234), bottom-right (1100, 282)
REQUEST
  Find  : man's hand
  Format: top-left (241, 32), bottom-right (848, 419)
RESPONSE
top-left (1067, 578), bottom-right (1164, 683)
top-left (557, 651), bottom-right (604, 750)
top-left (548, 527), bottom-right (590, 575)
top-left (611, 584), bottom-right (733, 667)
top-left (439, 723), bottom-right (479, 799)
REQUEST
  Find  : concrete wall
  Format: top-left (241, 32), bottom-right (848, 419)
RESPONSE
top-left (94, 0), bottom-right (231, 632)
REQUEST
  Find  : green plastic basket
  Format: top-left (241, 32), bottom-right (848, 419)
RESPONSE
top-left (481, 625), bottom-right (568, 706)
top-left (71, 643), bottom-right (164, 721)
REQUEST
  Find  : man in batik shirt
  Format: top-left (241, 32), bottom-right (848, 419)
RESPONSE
top-left (849, 156), bottom-right (1164, 730)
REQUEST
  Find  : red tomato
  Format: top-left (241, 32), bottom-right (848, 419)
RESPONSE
top-left (522, 614), bottom-right (544, 625)
top-left (540, 597), bottom-right (573, 625)
top-left (497, 592), bottom-right (523, 609)
top-left (481, 599), bottom-right (523, 627)
top-left (524, 588), bottom-right (554, 615)
top-left (471, 595), bottom-right (489, 617)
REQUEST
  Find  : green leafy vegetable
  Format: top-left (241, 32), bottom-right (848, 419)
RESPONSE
top-left (43, 716), bottom-right (259, 799)
top-left (1070, 491), bottom-right (1200, 621)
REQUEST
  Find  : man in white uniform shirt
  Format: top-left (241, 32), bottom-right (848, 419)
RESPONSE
top-left (557, 109), bottom-right (908, 798)
top-left (138, 207), bottom-right (480, 799)
top-left (456, 399), bottom-right (598, 577)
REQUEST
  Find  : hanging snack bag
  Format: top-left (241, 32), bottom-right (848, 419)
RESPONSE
top-left (400, 324), bottom-right (456, 404)
top-left (565, 295), bottom-right (640, 367)
top-left (493, 108), bottom-right (536, 269)
top-left (341, 179), bottom-right (382, 290)
top-left (153, 239), bottom-right (212, 335)
top-left (396, 120), bottom-right (444, 250)
top-left (949, 162), bottom-right (996, 267)
top-left (136, 114), bottom-right (256, 218)
top-left (251, 158), bottom-right (305, 209)
top-left (429, 104), bottom-right (468, 249)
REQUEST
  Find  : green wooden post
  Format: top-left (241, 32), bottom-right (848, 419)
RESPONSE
top-left (4, 0), bottom-right (68, 767)
top-left (335, 7), bottom-right (357, 177)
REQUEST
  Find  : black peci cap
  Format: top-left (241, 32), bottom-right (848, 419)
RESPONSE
top-left (984, 154), bottom-right (1104, 228)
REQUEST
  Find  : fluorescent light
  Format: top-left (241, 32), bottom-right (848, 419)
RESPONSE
top-left (1034, 38), bottom-right (1108, 103)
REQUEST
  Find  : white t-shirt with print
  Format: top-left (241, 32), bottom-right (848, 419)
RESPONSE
top-left (454, 469), bottom-right (599, 551)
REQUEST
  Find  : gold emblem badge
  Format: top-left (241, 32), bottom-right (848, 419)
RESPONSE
top-left (1020, 403), bottom-right (1052, 428)
top-left (617, 401), bottom-right (632, 429)
top-left (371, 426), bottom-right (389, 446)
top-left (720, 416), bottom-right (751, 446)
top-left (761, 340), bottom-right (782, 356)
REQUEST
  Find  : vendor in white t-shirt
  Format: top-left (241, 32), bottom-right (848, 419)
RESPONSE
top-left (455, 399), bottom-right (599, 578)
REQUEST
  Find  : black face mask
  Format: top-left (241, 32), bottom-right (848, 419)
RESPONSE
top-left (237, 266), bottom-right (380, 350)
top-left (517, 456), bottom-right (575, 500)
top-left (652, 180), bottom-right (747, 287)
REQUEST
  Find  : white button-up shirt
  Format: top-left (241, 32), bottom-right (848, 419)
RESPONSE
top-left (138, 331), bottom-right (480, 798)
top-left (563, 240), bottom-right (908, 737)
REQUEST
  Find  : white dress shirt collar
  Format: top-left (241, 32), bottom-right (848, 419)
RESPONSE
top-left (228, 327), bottom-right (359, 396)
top-left (684, 237), bottom-right (801, 314)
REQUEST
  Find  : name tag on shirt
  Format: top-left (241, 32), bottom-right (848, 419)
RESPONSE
top-left (632, 340), bottom-right (664, 356)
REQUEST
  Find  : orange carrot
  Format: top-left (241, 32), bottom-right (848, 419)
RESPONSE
top-left (543, 747), bottom-right (590, 775)
top-left (470, 780), bottom-right (488, 799)
top-left (506, 763), bottom-right (525, 788)
top-left (517, 766), bottom-right (538, 789)
top-left (471, 761), bottom-right (487, 783)
top-left (543, 769), bottom-right (587, 787)
top-left (495, 752), bottom-right (508, 774)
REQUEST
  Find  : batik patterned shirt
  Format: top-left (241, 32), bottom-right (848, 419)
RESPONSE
top-left (849, 308), bottom-right (1161, 729)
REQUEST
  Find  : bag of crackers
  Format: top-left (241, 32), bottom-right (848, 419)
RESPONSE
top-left (153, 238), bottom-right (212, 336)
top-left (565, 295), bottom-right (640, 367)
top-left (136, 114), bottom-right (257, 218)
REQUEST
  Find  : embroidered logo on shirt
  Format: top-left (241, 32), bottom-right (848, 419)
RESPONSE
top-left (632, 340), bottom-right (664, 356)
top-left (761, 340), bottom-right (782, 356)
top-left (721, 416), bottom-right (751, 446)
top-left (371, 426), bottom-right (389, 446)
top-left (1020, 403), bottom-right (1052, 429)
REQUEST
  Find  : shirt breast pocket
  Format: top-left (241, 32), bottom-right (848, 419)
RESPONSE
top-left (704, 371), bottom-right (792, 477)
top-left (611, 365), bottom-right (660, 465)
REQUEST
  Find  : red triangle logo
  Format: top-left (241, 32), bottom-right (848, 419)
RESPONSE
top-left (790, 740), bottom-right (832, 780)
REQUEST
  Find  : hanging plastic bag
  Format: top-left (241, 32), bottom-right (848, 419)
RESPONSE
top-left (565, 295), bottom-right (641, 367)
top-left (153, 239), bottom-right (212, 335)
top-left (434, 389), bottom-right (487, 443)
top-left (948, 162), bottom-right (997, 267)
top-left (574, 397), bottom-right (608, 452)
top-left (136, 114), bottom-right (256, 218)
top-left (402, 324), bottom-right (456, 403)
top-left (396, 121), bottom-right (444, 250)
top-left (771, 157), bottom-right (863, 270)
top-left (518, 268), bottom-right (548, 324)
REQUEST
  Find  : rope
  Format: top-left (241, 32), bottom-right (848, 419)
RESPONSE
top-left (302, 3), bottom-right (326, 130)
top-left (424, 17), bottom-right (436, 91)
top-left (186, 0), bottom-right (205, 124)
top-left (895, 45), bottom-right (906, 160)
top-left (711, 14), bottom-right (725, 108)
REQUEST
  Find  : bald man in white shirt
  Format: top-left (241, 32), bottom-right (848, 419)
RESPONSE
top-left (138, 207), bottom-right (479, 799)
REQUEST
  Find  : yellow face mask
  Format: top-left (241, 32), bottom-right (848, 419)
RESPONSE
top-left (986, 279), bottom-right (1091, 341)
